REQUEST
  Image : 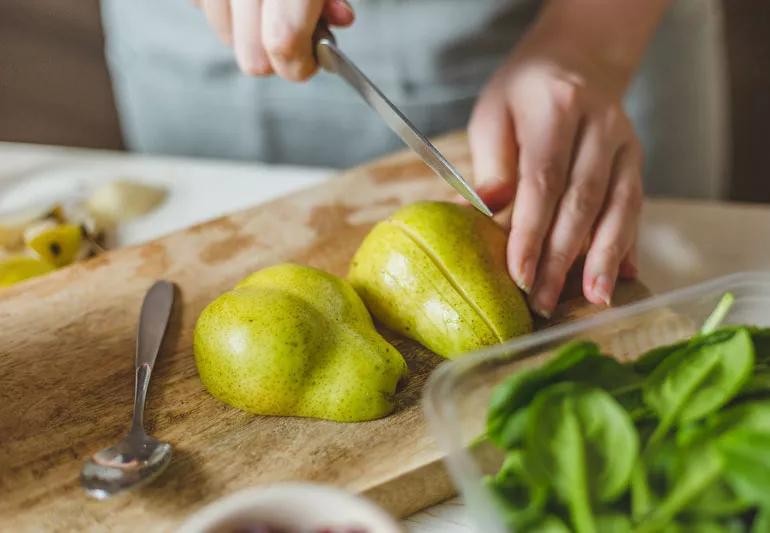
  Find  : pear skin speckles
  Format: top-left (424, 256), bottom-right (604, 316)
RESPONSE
top-left (349, 201), bottom-right (532, 359)
top-left (193, 264), bottom-right (407, 422)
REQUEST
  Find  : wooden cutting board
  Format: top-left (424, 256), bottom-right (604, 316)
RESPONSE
top-left (0, 132), bottom-right (649, 531)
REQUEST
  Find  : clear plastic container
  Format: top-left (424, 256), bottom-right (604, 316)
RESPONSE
top-left (423, 271), bottom-right (770, 533)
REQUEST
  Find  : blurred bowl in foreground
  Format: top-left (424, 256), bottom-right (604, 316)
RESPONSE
top-left (177, 482), bottom-right (404, 533)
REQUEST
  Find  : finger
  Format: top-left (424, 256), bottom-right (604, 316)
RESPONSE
top-left (529, 119), bottom-right (614, 317)
top-left (583, 141), bottom-right (643, 306)
top-left (507, 95), bottom-right (581, 296)
top-left (322, 0), bottom-right (355, 26)
top-left (494, 201), bottom-right (514, 231)
top-left (203, 0), bottom-right (233, 45)
top-left (231, 0), bottom-right (272, 75)
top-left (262, 0), bottom-right (325, 81)
top-left (619, 239), bottom-right (639, 280)
top-left (468, 77), bottom-right (518, 212)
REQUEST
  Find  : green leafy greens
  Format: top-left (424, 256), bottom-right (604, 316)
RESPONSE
top-left (484, 293), bottom-right (770, 532)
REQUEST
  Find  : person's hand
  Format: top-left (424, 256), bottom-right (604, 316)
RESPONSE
top-left (468, 20), bottom-right (643, 318)
top-left (193, 0), bottom-right (354, 80)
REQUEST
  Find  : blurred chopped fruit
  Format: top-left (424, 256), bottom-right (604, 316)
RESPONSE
top-left (24, 221), bottom-right (85, 267)
top-left (0, 255), bottom-right (55, 287)
top-left (86, 180), bottom-right (167, 223)
top-left (0, 179), bottom-right (166, 288)
top-left (0, 203), bottom-right (57, 250)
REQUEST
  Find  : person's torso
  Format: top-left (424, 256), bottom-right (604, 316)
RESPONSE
top-left (101, 0), bottom-right (537, 165)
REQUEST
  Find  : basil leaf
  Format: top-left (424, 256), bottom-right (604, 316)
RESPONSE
top-left (643, 328), bottom-right (755, 445)
top-left (526, 383), bottom-right (639, 533)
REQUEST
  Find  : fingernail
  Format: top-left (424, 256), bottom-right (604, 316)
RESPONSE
top-left (592, 274), bottom-right (613, 306)
top-left (334, 0), bottom-right (354, 16)
top-left (531, 302), bottom-right (552, 319)
top-left (529, 288), bottom-right (557, 319)
top-left (474, 175), bottom-right (505, 197)
top-left (514, 258), bottom-right (535, 294)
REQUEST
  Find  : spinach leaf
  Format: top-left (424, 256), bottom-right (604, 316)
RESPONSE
top-left (643, 328), bottom-right (755, 445)
top-left (494, 407), bottom-right (529, 450)
top-left (671, 519), bottom-right (746, 533)
top-left (526, 384), bottom-right (596, 533)
top-left (751, 328), bottom-right (770, 361)
top-left (717, 429), bottom-right (770, 507)
top-left (753, 508), bottom-right (770, 533)
top-left (562, 352), bottom-right (643, 394)
top-left (682, 479), bottom-right (752, 519)
top-left (634, 317), bottom-right (765, 380)
top-left (636, 444), bottom-right (724, 533)
top-left (709, 400), bottom-right (770, 435)
top-left (487, 341), bottom-right (600, 447)
top-left (486, 450), bottom-right (548, 530)
top-left (701, 293), bottom-right (735, 335)
top-left (525, 383), bottom-right (639, 533)
top-left (521, 515), bottom-right (571, 533)
top-left (488, 341), bottom-right (643, 448)
top-left (678, 400), bottom-right (770, 447)
top-left (630, 461), bottom-right (655, 521)
top-left (732, 370), bottom-right (770, 402)
top-left (595, 513), bottom-right (632, 532)
top-left (633, 340), bottom-right (688, 375)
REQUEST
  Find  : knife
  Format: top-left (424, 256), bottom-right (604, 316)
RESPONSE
top-left (314, 27), bottom-right (493, 217)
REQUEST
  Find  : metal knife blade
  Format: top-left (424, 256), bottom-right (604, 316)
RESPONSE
top-left (315, 31), bottom-right (493, 217)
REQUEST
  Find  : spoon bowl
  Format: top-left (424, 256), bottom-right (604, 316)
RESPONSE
top-left (81, 432), bottom-right (172, 500)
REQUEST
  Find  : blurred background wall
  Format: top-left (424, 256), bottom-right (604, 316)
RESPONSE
top-left (0, 1), bottom-right (767, 202)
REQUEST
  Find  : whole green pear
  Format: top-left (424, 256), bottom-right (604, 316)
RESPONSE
top-left (193, 263), bottom-right (407, 422)
top-left (348, 201), bottom-right (532, 359)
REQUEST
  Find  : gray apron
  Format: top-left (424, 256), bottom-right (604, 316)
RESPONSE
top-left (101, 0), bottom-right (727, 198)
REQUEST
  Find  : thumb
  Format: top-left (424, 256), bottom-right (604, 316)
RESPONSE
top-left (323, 0), bottom-right (355, 27)
top-left (468, 85), bottom-right (518, 212)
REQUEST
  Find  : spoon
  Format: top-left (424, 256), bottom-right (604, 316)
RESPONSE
top-left (81, 280), bottom-right (175, 499)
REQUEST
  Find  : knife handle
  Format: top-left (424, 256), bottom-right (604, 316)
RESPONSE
top-left (313, 23), bottom-right (337, 73)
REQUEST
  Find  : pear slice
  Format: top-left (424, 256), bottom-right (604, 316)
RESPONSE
top-left (194, 264), bottom-right (407, 422)
top-left (349, 201), bottom-right (532, 359)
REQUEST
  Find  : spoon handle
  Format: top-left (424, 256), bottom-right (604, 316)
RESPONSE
top-left (131, 280), bottom-right (175, 434)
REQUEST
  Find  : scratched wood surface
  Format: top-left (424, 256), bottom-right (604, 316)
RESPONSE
top-left (0, 133), bottom-right (649, 532)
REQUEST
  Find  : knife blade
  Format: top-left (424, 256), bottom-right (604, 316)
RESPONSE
top-left (314, 29), bottom-right (493, 217)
